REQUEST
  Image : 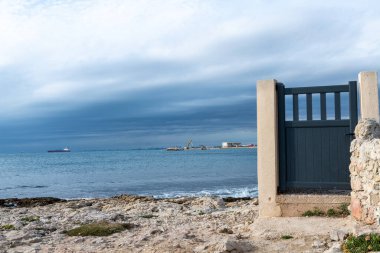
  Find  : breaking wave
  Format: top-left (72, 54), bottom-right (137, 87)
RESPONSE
top-left (152, 186), bottom-right (258, 199)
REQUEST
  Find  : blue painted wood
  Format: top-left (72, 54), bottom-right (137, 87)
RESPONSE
top-left (285, 120), bottom-right (349, 127)
top-left (335, 92), bottom-right (341, 120)
top-left (320, 93), bottom-right (327, 120)
top-left (285, 85), bottom-right (348, 94)
top-left (276, 82), bottom-right (287, 192)
top-left (307, 94), bottom-right (312, 120)
top-left (284, 126), bottom-right (350, 190)
top-left (277, 81), bottom-right (357, 192)
top-left (349, 81), bottom-right (358, 137)
top-left (293, 94), bottom-right (299, 121)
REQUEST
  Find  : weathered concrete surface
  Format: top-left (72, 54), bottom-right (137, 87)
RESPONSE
top-left (277, 194), bottom-right (350, 217)
top-left (256, 79), bottom-right (281, 217)
top-left (251, 217), bottom-right (353, 253)
top-left (358, 71), bottom-right (379, 122)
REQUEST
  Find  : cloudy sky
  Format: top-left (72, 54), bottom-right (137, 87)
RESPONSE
top-left (0, 0), bottom-right (379, 152)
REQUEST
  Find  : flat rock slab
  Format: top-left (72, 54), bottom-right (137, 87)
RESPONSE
top-left (249, 217), bottom-right (356, 253)
top-left (251, 217), bottom-right (355, 238)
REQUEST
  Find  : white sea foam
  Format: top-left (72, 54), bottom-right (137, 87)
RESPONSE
top-left (152, 186), bottom-right (258, 199)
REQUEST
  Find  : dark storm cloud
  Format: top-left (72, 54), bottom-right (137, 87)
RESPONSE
top-left (0, 81), bottom-right (256, 151)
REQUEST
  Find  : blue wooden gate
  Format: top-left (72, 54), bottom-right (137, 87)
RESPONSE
top-left (277, 81), bottom-right (358, 192)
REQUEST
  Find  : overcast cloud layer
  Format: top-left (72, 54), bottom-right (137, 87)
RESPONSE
top-left (0, 0), bottom-right (380, 151)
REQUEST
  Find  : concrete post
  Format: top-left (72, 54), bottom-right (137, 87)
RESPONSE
top-left (358, 71), bottom-right (379, 122)
top-left (257, 79), bottom-right (281, 217)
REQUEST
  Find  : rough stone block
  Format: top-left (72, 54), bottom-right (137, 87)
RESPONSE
top-left (351, 178), bottom-right (363, 191)
top-left (350, 119), bottom-right (380, 223)
top-left (215, 238), bottom-right (255, 253)
top-left (355, 119), bottom-right (380, 140)
top-left (370, 194), bottom-right (380, 205)
top-left (351, 198), bottom-right (362, 220)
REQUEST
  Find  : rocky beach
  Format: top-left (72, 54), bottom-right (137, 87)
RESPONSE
top-left (1, 195), bottom-right (378, 253)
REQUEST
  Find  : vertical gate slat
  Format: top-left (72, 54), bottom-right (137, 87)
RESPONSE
top-left (307, 94), bottom-right (312, 120)
top-left (299, 128), bottom-right (305, 183)
top-left (349, 81), bottom-right (358, 136)
top-left (334, 92), bottom-right (341, 120)
top-left (314, 127), bottom-right (322, 184)
top-left (320, 93), bottom-right (327, 120)
top-left (336, 128), bottom-right (340, 182)
top-left (288, 128), bottom-right (294, 185)
top-left (293, 94), bottom-right (299, 121)
top-left (277, 83), bottom-right (287, 192)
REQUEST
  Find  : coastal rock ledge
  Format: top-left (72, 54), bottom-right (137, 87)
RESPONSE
top-left (0, 195), bottom-right (359, 252)
top-left (0, 196), bottom-right (262, 253)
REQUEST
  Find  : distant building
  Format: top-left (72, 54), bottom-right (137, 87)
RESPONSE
top-left (221, 142), bottom-right (241, 148)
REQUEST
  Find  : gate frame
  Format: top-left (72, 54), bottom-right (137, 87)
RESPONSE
top-left (277, 82), bottom-right (358, 192)
top-left (256, 71), bottom-right (379, 217)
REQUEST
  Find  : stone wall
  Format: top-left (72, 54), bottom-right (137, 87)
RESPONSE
top-left (350, 119), bottom-right (380, 224)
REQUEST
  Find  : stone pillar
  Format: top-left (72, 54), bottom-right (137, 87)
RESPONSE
top-left (358, 71), bottom-right (379, 122)
top-left (350, 119), bottom-right (380, 224)
top-left (256, 79), bottom-right (281, 217)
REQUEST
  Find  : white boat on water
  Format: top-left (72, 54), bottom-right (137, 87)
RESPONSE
top-left (48, 147), bottom-right (71, 153)
top-left (166, 147), bottom-right (184, 151)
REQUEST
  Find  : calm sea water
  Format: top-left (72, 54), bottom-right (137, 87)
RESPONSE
top-left (0, 149), bottom-right (257, 199)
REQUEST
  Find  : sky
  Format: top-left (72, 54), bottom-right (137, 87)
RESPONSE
top-left (0, 0), bottom-right (380, 152)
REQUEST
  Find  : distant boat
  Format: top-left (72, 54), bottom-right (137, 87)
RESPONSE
top-left (166, 147), bottom-right (184, 151)
top-left (48, 147), bottom-right (71, 153)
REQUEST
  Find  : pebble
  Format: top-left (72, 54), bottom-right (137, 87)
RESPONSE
top-left (216, 238), bottom-right (255, 253)
top-left (91, 238), bottom-right (105, 244)
top-left (33, 244), bottom-right (41, 250)
top-left (219, 227), bottom-right (234, 234)
top-left (216, 198), bottom-right (226, 209)
top-left (330, 229), bottom-right (348, 241)
top-left (74, 238), bottom-right (85, 243)
top-left (110, 213), bottom-right (126, 221)
top-left (323, 242), bottom-right (343, 253)
top-left (29, 238), bottom-right (43, 243)
top-left (12, 221), bottom-right (24, 230)
top-left (312, 240), bottom-right (327, 249)
top-left (17, 209), bottom-right (28, 215)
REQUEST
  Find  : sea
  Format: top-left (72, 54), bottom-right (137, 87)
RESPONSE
top-left (0, 149), bottom-right (257, 199)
